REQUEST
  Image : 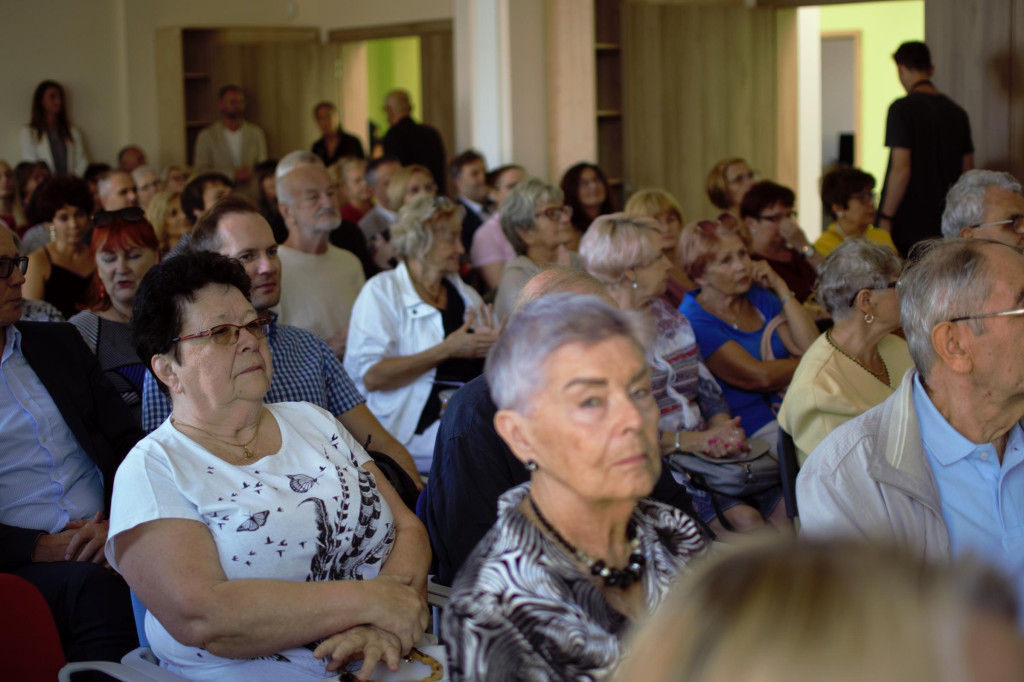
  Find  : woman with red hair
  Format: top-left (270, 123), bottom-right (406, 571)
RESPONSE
top-left (68, 208), bottom-right (160, 424)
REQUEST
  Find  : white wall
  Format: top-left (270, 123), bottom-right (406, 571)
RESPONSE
top-left (0, 0), bottom-right (126, 169)
top-left (1, 0), bottom-right (454, 170)
top-left (796, 7), bottom-right (823, 240)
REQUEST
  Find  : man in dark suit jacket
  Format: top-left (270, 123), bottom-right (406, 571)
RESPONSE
top-left (451, 149), bottom-right (494, 251)
top-left (382, 89), bottom-right (448, 195)
top-left (0, 227), bottom-right (141, 663)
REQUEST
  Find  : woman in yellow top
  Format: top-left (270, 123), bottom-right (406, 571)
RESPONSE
top-left (778, 239), bottom-right (912, 464)
top-left (814, 167), bottom-right (897, 257)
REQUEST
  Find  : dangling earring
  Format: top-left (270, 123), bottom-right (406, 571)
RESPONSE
top-left (864, 313), bottom-right (874, 324)
top-left (99, 282), bottom-right (107, 301)
top-left (525, 460), bottom-right (538, 472)
top-left (48, 224), bottom-right (58, 242)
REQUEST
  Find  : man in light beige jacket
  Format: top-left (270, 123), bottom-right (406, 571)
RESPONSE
top-left (193, 85), bottom-right (267, 198)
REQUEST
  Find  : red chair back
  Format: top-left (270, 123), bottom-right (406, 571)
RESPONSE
top-left (0, 573), bottom-right (67, 680)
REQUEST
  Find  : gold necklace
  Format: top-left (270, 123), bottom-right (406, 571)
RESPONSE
top-left (826, 329), bottom-right (889, 385)
top-left (171, 410), bottom-right (264, 460)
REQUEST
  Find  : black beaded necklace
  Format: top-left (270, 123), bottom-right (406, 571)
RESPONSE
top-left (528, 494), bottom-right (646, 589)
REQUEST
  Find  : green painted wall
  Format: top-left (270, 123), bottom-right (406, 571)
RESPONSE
top-left (366, 36), bottom-right (422, 139)
top-left (819, 0), bottom-right (924, 187)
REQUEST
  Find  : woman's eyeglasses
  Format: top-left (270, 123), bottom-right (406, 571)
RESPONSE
top-left (172, 318), bottom-right (271, 346)
top-left (93, 206), bottom-right (147, 227)
top-left (534, 205), bottom-right (573, 222)
top-left (848, 281), bottom-right (898, 308)
top-left (0, 256), bottom-right (28, 279)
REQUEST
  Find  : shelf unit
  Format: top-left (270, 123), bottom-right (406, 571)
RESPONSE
top-left (594, 0), bottom-right (625, 207)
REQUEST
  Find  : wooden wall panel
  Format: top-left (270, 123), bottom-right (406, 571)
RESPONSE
top-left (622, 3), bottom-right (777, 220)
top-left (155, 28), bottom-right (186, 166)
top-left (547, 0), bottom-right (597, 182)
top-left (420, 28), bottom-right (456, 172)
top-left (926, 0), bottom-right (1018, 177)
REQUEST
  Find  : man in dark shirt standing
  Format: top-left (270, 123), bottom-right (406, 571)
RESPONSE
top-left (878, 41), bottom-right (974, 256)
top-left (382, 89), bottom-right (448, 195)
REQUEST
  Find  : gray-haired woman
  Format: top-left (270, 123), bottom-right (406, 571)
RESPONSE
top-left (778, 239), bottom-right (912, 463)
top-left (345, 195), bottom-right (500, 474)
top-left (443, 294), bottom-right (706, 681)
top-left (493, 177), bottom-right (580, 319)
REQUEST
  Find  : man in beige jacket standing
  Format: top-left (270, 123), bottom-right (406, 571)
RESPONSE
top-left (193, 85), bottom-right (267, 198)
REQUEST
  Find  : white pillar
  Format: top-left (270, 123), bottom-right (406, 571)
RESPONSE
top-left (796, 7), bottom-right (823, 240)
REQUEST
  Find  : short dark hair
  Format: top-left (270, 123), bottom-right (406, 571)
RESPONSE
top-left (118, 145), bottom-right (143, 164)
top-left (218, 84), bottom-right (244, 100)
top-left (132, 250), bottom-right (252, 383)
top-left (191, 195), bottom-right (262, 253)
top-left (366, 156), bottom-right (400, 187)
top-left (83, 162), bottom-right (111, 185)
top-left (27, 176), bottom-right (93, 224)
top-left (181, 172), bottom-right (233, 226)
top-left (820, 167), bottom-right (876, 220)
top-left (740, 180), bottom-right (795, 220)
top-left (560, 162), bottom-right (615, 233)
top-left (893, 42), bottom-right (932, 72)
top-left (487, 164), bottom-right (525, 188)
top-left (313, 101), bottom-right (336, 115)
top-left (450, 149), bottom-right (486, 182)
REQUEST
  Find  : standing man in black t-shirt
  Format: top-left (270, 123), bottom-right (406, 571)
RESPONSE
top-left (878, 41), bottom-right (974, 256)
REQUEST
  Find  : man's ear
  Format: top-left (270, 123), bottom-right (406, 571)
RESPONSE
top-left (959, 226), bottom-right (975, 239)
top-left (931, 321), bottom-right (974, 375)
top-left (278, 202), bottom-right (292, 223)
top-left (494, 409), bottom-right (539, 466)
top-left (151, 353), bottom-right (183, 395)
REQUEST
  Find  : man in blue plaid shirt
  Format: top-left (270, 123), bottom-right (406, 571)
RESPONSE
top-left (140, 196), bottom-right (420, 484)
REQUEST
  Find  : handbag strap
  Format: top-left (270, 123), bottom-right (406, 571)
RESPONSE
top-left (760, 313), bottom-right (787, 362)
top-left (683, 470), bottom-right (737, 533)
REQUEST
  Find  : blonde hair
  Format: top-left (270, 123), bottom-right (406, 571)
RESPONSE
top-left (616, 540), bottom-right (1017, 682)
top-left (390, 194), bottom-right (463, 261)
top-left (146, 189), bottom-right (182, 249)
top-left (386, 164), bottom-right (434, 212)
top-left (624, 187), bottom-right (685, 224)
top-left (706, 157), bottom-right (749, 210)
top-left (579, 213), bottom-right (663, 286)
top-left (338, 156), bottom-right (366, 188)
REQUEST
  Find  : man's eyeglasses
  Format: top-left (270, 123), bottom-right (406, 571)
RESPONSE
top-left (968, 215), bottom-right (1024, 235)
top-left (93, 206), bottom-right (147, 227)
top-left (0, 256), bottom-right (28, 279)
top-left (848, 281), bottom-right (898, 308)
top-left (535, 205), bottom-right (573, 222)
top-left (949, 307), bottom-right (1024, 324)
top-left (172, 318), bottom-right (271, 346)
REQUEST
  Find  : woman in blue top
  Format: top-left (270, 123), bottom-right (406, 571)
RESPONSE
top-left (677, 218), bottom-right (818, 533)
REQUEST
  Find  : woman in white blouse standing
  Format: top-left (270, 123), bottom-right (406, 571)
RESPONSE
top-left (20, 80), bottom-right (90, 177)
top-left (346, 195), bottom-right (501, 474)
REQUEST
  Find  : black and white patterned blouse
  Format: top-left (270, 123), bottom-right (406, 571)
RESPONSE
top-left (443, 483), bottom-right (706, 681)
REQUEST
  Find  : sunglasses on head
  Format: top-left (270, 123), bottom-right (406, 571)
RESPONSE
top-left (93, 206), bottom-right (147, 227)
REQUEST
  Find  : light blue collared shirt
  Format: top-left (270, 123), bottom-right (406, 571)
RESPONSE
top-left (0, 325), bottom-right (104, 533)
top-left (914, 374), bottom-right (1024, 620)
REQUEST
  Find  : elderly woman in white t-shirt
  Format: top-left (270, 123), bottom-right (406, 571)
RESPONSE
top-left (345, 195), bottom-right (501, 474)
top-left (107, 250), bottom-right (430, 681)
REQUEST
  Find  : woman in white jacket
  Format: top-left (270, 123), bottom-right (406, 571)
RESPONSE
top-left (345, 195), bottom-right (501, 474)
top-left (20, 80), bottom-right (89, 177)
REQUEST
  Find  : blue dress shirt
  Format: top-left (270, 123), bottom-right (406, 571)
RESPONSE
top-left (914, 374), bottom-right (1024, 621)
top-left (0, 325), bottom-right (104, 533)
top-left (141, 313), bottom-right (365, 433)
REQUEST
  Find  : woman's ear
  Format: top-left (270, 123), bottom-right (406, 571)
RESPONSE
top-left (151, 353), bottom-right (183, 395)
top-left (494, 409), bottom-right (538, 466)
top-left (517, 227), bottom-right (537, 248)
top-left (831, 202), bottom-right (846, 218)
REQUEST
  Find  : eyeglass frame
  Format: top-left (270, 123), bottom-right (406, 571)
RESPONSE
top-left (171, 317), bottom-right (271, 345)
top-left (534, 205), bottom-right (573, 222)
top-left (758, 209), bottom-right (799, 224)
top-left (948, 307), bottom-right (1024, 324)
top-left (967, 215), bottom-right (1024, 235)
top-left (0, 256), bottom-right (29, 279)
top-left (848, 280), bottom-right (898, 308)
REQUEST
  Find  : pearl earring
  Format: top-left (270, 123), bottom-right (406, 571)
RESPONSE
top-left (525, 460), bottom-right (538, 472)
top-left (631, 280), bottom-right (639, 290)
top-left (837, 211), bottom-right (845, 218)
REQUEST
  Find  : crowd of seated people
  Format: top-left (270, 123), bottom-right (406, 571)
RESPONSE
top-left (4, 67), bottom-right (1024, 682)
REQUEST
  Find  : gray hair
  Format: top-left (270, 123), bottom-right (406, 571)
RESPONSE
top-left (579, 213), bottom-right (663, 286)
top-left (275, 150), bottom-right (324, 206)
top-left (131, 165), bottom-right (158, 183)
top-left (97, 170), bottom-right (131, 198)
top-left (941, 170), bottom-right (1022, 238)
top-left (390, 195), bottom-right (462, 261)
top-left (899, 239), bottom-right (996, 378)
top-left (500, 177), bottom-right (564, 255)
top-left (816, 239), bottom-right (902, 320)
top-left (486, 293), bottom-right (650, 411)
